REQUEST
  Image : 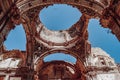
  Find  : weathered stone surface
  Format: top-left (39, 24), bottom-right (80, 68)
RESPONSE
top-left (0, 0), bottom-right (120, 80)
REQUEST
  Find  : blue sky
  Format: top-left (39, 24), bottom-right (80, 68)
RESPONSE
top-left (4, 4), bottom-right (120, 63)
top-left (44, 53), bottom-right (76, 64)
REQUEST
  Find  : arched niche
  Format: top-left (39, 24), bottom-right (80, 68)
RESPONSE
top-left (36, 61), bottom-right (86, 80)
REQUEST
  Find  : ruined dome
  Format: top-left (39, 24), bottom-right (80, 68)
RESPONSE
top-left (88, 47), bottom-right (117, 68)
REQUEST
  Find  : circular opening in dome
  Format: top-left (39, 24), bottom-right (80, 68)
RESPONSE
top-left (39, 4), bottom-right (82, 31)
top-left (43, 53), bottom-right (77, 64)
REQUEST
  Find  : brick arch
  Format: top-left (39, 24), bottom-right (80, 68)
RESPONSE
top-left (17, 0), bottom-right (108, 17)
top-left (34, 49), bottom-right (87, 75)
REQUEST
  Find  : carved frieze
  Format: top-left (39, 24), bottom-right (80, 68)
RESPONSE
top-left (33, 41), bottom-right (50, 57)
top-left (67, 39), bottom-right (85, 58)
top-left (26, 7), bottom-right (41, 22)
top-left (68, 17), bottom-right (85, 37)
top-left (79, 6), bottom-right (100, 18)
